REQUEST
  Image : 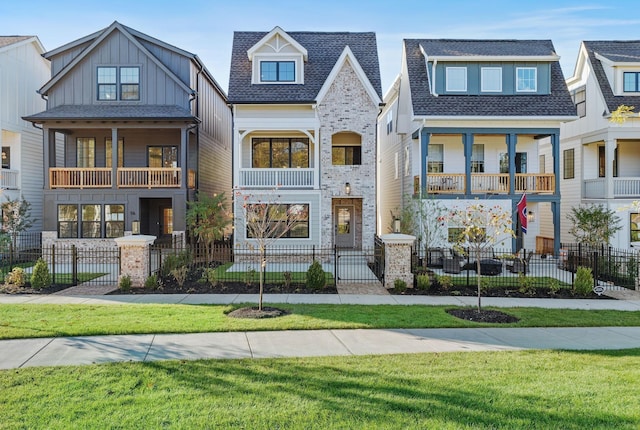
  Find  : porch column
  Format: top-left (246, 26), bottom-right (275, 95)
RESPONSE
top-left (507, 133), bottom-right (516, 194)
top-left (551, 131), bottom-right (560, 196)
top-left (380, 233), bottom-right (415, 289)
top-left (605, 137), bottom-right (616, 199)
top-left (420, 128), bottom-right (430, 196)
top-left (114, 235), bottom-right (156, 288)
top-left (314, 126), bottom-right (320, 190)
top-left (43, 127), bottom-right (50, 189)
top-left (463, 133), bottom-right (473, 195)
top-left (181, 127), bottom-right (188, 189)
top-left (551, 201), bottom-right (560, 255)
top-left (111, 128), bottom-right (118, 189)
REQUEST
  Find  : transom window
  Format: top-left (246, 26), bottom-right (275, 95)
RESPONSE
top-left (260, 61), bottom-right (295, 82)
top-left (623, 72), bottom-right (640, 92)
top-left (446, 67), bottom-right (467, 92)
top-left (516, 67), bottom-right (537, 92)
top-left (97, 66), bottom-right (140, 101)
top-left (252, 138), bottom-right (309, 168)
top-left (481, 67), bottom-right (502, 92)
top-left (58, 204), bottom-right (125, 238)
top-left (428, 144), bottom-right (443, 173)
top-left (246, 204), bottom-right (309, 239)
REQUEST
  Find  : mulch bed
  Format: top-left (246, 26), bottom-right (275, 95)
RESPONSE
top-left (0, 284), bottom-right (71, 295)
top-left (227, 306), bottom-right (289, 319)
top-left (110, 281), bottom-right (338, 295)
top-left (391, 285), bottom-right (612, 299)
top-left (446, 308), bottom-right (520, 323)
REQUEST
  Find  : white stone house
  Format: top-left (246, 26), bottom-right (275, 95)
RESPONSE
top-left (560, 41), bottom-right (640, 249)
top-left (0, 36), bottom-right (50, 233)
top-left (378, 39), bottom-right (576, 255)
top-left (228, 27), bottom-right (382, 251)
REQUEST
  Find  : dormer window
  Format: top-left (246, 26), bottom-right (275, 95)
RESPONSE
top-left (260, 61), bottom-right (295, 82)
top-left (516, 67), bottom-right (537, 92)
top-left (446, 67), bottom-right (467, 92)
top-left (97, 66), bottom-right (140, 101)
top-left (623, 72), bottom-right (640, 92)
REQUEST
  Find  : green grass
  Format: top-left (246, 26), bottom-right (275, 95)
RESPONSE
top-left (1, 303), bottom-right (640, 339)
top-left (449, 275), bottom-right (572, 288)
top-left (1, 349), bottom-right (639, 428)
top-left (49, 272), bottom-right (107, 284)
top-left (208, 262), bottom-right (336, 284)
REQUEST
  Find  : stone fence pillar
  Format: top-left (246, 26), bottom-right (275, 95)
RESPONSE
top-left (113, 235), bottom-right (156, 288)
top-left (380, 233), bottom-right (416, 289)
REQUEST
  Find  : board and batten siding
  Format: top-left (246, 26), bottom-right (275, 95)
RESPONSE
top-left (377, 98), bottom-right (403, 236)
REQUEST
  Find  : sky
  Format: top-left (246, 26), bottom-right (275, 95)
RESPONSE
top-left (2, 1), bottom-right (640, 95)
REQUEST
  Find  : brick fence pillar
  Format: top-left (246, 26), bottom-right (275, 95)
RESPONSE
top-left (113, 235), bottom-right (156, 288)
top-left (380, 233), bottom-right (416, 289)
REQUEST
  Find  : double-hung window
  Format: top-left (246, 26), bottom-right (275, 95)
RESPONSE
top-left (427, 144), bottom-right (443, 173)
top-left (77, 138), bottom-right (95, 168)
top-left (481, 67), bottom-right (502, 92)
top-left (97, 66), bottom-right (140, 100)
top-left (563, 148), bottom-right (575, 179)
top-left (58, 205), bottom-right (78, 238)
top-left (623, 72), bottom-right (640, 92)
top-left (572, 87), bottom-right (586, 117)
top-left (516, 67), bottom-right (537, 92)
top-left (260, 61), bottom-right (295, 82)
top-left (446, 67), bottom-right (467, 92)
top-left (471, 144), bottom-right (484, 173)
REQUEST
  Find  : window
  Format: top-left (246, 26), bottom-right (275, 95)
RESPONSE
top-left (58, 205), bottom-right (78, 238)
top-left (481, 67), bottom-right (502, 92)
top-left (539, 155), bottom-right (545, 174)
top-left (148, 146), bottom-right (177, 168)
top-left (77, 138), bottom-right (95, 168)
top-left (428, 144), bottom-right (443, 173)
top-left (516, 67), bottom-right (537, 92)
top-left (386, 110), bottom-right (393, 134)
top-left (563, 148), bottom-right (575, 179)
top-left (82, 204), bottom-right (101, 238)
top-left (404, 146), bottom-right (410, 176)
top-left (97, 66), bottom-right (140, 100)
top-left (332, 146), bottom-right (361, 165)
top-left (446, 67), bottom-right (467, 92)
top-left (624, 72), bottom-right (640, 92)
top-left (1, 147), bottom-right (10, 169)
top-left (571, 87), bottom-right (586, 117)
top-left (105, 138), bottom-right (124, 168)
top-left (246, 204), bottom-right (309, 239)
top-left (260, 61), bottom-right (295, 82)
top-left (252, 138), bottom-right (309, 168)
top-left (499, 152), bottom-right (527, 174)
top-left (598, 146), bottom-right (618, 178)
top-left (471, 144), bottom-right (484, 173)
top-left (631, 214), bottom-right (640, 242)
top-left (105, 205), bottom-right (125, 238)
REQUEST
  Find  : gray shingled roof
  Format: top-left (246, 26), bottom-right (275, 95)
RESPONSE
top-left (405, 39), bottom-right (576, 117)
top-left (0, 36), bottom-right (32, 49)
top-left (583, 41), bottom-right (640, 113)
top-left (23, 105), bottom-right (196, 122)
top-left (228, 31), bottom-right (382, 103)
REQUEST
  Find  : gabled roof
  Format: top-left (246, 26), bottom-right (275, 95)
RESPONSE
top-left (228, 30), bottom-right (382, 104)
top-left (405, 39), bottom-right (576, 118)
top-left (0, 36), bottom-right (44, 54)
top-left (246, 26), bottom-right (308, 61)
top-left (583, 40), bottom-right (640, 113)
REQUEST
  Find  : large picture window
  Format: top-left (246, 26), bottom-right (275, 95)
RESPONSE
top-left (332, 146), bottom-right (361, 165)
top-left (260, 61), bottom-right (295, 82)
top-left (148, 146), bottom-right (178, 168)
top-left (252, 138), bottom-right (309, 168)
top-left (97, 66), bottom-right (140, 101)
top-left (246, 203), bottom-right (309, 239)
top-left (57, 204), bottom-right (126, 238)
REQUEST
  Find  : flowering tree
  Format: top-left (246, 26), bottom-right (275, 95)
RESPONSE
top-left (186, 192), bottom-right (231, 264)
top-left (236, 188), bottom-right (308, 310)
top-left (448, 202), bottom-right (514, 312)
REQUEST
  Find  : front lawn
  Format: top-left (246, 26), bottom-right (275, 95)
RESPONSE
top-left (1, 349), bottom-right (639, 428)
top-left (1, 303), bottom-right (640, 339)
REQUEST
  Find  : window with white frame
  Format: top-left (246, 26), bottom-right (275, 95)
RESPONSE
top-left (260, 61), bottom-right (295, 82)
top-left (427, 144), bottom-right (443, 173)
top-left (471, 144), bottom-right (484, 173)
top-left (516, 67), bottom-right (537, 92)
top-left (97, 66), bottom-right (140, 101)
top-left (481, 67), bottom-right (502, 92)
top-left (623, 72), bottom-right (640, 92)
top-left (404, 146), bottom-right (410, 176)
top-left (446, 67), bottom-right (467, 92)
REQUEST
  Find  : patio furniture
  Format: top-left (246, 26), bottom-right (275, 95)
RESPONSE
top-left (474, 259), bottom-right (503, 276)
top-left (507, 251), bottom-right (533, 274)
top-left (443, 257), bottom-right (463, 274)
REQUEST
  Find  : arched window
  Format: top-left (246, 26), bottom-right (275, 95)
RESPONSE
top-left (332, 132), bottom-right (361, 165)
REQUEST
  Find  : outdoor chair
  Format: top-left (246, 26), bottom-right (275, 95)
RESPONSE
top-left (507, 251), bottom-right (532, 274)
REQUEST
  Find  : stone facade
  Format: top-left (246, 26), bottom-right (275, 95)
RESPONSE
top-left (41, 231), bottom-right (122, 264)
top-left (317, 61), bottom-right (378, 250)
top-left (114, 235), bottom-right (156, 288)
top-left (381, 233), bottom-right (415, 289)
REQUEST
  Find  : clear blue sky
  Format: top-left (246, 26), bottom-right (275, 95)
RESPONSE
top-left (2, 1), bottom-right (639, 94)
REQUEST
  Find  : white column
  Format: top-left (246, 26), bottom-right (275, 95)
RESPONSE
top-left (605, 137), bottom-right (616, 198)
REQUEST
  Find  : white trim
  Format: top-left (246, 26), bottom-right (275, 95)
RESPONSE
top-left (0, 36), bottom-right (45, 55)
top-left (247, 26), bottom-right (308, 61)
top-left (413, 115), bottom-right (578, 121)
top-left (516, 67), bottom-right (537, 92)
top-left (481, 67), bottom-right (502, 92)
top-left (428, 55), bottom-right (559, 62)
top-left (315, 45), bottom-right (381, 105)
top-left (445, 67), bottom-right (467, 92)
top-left (252, 54), bottom-right (303, 85)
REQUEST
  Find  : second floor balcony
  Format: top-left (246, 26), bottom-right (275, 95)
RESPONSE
top-left (0, 169), bottom-right (20, 190)
top-left (584, 178), bottom-right (640, 199)
top-left (239, 168), bottom-right (315, 188)
top-left (426, 173), bottom-right (555, 194)
top-left (49, 167), bottom-right (195, 189)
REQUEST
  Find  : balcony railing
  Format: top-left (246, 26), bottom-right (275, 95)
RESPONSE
top-left (426, 173), bottom-right (555, 194)
top-left (49, 167), bottom-right (182, 189)
top-left (0, 169), bottom-right (20, 189)
top-left (584, 177), bottom-right (640, 199)
top-left (239, 168), bottom-right (315, 188)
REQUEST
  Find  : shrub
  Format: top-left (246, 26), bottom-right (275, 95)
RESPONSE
top-left (394, 278), bottom-right (407, 293)
top-left (119, 275), bottom-right (132, 291)
top-left (144, 274), bottom-right (158, 289)
top-left (160, 251), bottom-right (192, 277)
top-left (283, 271), bottom-right (292, 288)
top-left (244, 268), bottom-right (256, 287)
top-left (416, 274), bottom-right (431, 291)
top-left (306, 260), bottom-right (326, 290)
top-left (5, 267), bottom-right (25, 287)
top-left (200, 268), bottom-right (219, 287)
top-left (518, 273), bottom-right (535, 295)
top-left (574, 266), bottom-right (594, 296)
top-left (437, 274), bottom-right (453, 291)
top-left (171, 267), bottom-right (189, 288)
top-left (548, 278), bottom-right (560, 295)
top-left (480, 276), bottom-right (495, 293)
top-left (30, 259), bottom-right (52, 290)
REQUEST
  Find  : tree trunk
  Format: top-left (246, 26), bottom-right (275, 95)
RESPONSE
top-left (476, 257), bottom-right (482, 312)
top-left (258, 247), bottom-right (266, 311)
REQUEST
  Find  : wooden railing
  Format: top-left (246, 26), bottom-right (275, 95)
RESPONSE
top-left (118, 168), bottom-right (181, 188)
top-left (515, 174), bottom-right (555, 193)
top-left (50, 168), bottom-right (112, 189)
top-left (49, 167), bottom-right (182, 189)
top-left (426, 173), bottom-right (556, 194)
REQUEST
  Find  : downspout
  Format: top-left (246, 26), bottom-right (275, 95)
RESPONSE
top-left (188, 61), bottom-right (204, 197)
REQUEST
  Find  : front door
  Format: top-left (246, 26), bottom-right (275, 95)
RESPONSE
top-left (335, 206), bottom-right (354, 248)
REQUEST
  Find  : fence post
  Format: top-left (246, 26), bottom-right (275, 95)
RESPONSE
top-left (72, 245), bottom-right (78, 286)
top-left (114, 235), bottom-right (157, 288)
top-left (380, 233), bottom-right (415, 289)
top-left (334, 245), bottom-right (338, 284)
top-left (51, 244), bottom-right (56, 285)
top-left (592, 251), bottom-right (599, 290)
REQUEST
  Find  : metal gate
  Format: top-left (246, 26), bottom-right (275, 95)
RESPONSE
top-left (334, 243), bottom-right (384, 284)
top-left (41, 245), bottom-right (121, 286)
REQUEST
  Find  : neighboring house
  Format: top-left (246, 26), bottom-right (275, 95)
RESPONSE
top-left (24, 21), bottom-right (231, 248)
top-left (561, 41), bottom-right (640, 249)
top-left (0, 36), bottom-right (50, 233)
top-left (379, 39), bottom-right (576, 255)
top-left (228, 27), bottom-right (382, 251)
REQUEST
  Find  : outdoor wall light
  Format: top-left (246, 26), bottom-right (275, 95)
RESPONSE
top-left (393, 217), bottom-right (401, 234)
top-left (132, 219), bottom-right (140, 235)
top-left (527, 211), bottom-right (535, 223)
top-left (345, 182), bottom-right (351, 195)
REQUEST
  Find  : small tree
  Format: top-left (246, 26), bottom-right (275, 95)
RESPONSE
top-left (1, 197), bottom-right (35, 251)
top-left (448, 202), bottom-right (514, 312)
top-left (236, 188), bottom-right (308, 310)
top-left (186, 192), bottom-right (231, 264)
top-left (567, 204), bottom-right (621, 247)
top-left (391, 194), bottom-right (448, 256)
top-left (610, 105), bottom-right (637, 124)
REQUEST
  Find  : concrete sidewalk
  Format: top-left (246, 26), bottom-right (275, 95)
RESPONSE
top-left (2, 326), bottom-right (640, 370)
